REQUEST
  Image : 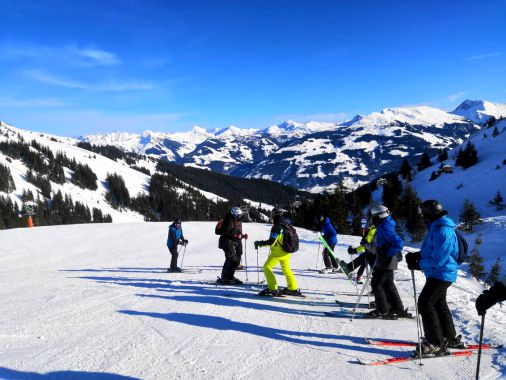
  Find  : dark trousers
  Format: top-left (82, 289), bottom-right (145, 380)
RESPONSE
top-left (323, 244), bottom-right (338, 268)
top-left (221, 240), bottom-right (243, 280)
top-left (347, 251), bottom-right (375, 277)
top-left (371, 269), bottom-right (404, 314)
top-left (418, 277), bottom-right (456, 348)
top-left (169, 246), bottom-right (179, 270)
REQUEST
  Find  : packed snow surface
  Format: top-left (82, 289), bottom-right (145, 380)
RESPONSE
top-left (0, 222), bottom-right (504, 379)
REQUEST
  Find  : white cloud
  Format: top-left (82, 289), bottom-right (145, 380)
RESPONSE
top-left (24, 70), bottom-right (153, 92)
top-left (465, 52), bottom-right (501, 61)
top-left (448, 92), bottom-right (467, 102)
top-left (0, 43), bottom-right (120, 66)
top-left (0, 96), bottom-right (69, 107)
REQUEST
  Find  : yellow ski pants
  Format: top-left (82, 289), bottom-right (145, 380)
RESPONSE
top-left (263, 253), bottom-right (298, 291)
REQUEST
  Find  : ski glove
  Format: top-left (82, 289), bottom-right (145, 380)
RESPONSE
top-left (254, 241), bottom-right (262, 249)
top-left (406, 251), bottom-right (422, 271)
top-left (348, 246), bottom-right (358, 255)
top-left (475, 282), bottom-right (506, 316)
top-left (183, 239), bottom-right (188, 245)
top-left (242, 234), bottom-right (248, 240)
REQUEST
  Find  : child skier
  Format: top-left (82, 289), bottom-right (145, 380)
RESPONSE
top-left (366, 204), bottom-right (410, 319)
top-left (319, 215), bottom-right (340, 273)
top-left (166, 218), bottom-right (188, 273)
top-left (339, 222), bottom-right (376, 284)
top-left (254, 208), bottom-right (301, 297)
top-left (217, 207), bottom-right (248, 284)
top-left (407, 200), bottom-right (464, 357)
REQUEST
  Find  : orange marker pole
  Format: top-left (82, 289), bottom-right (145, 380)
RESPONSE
top-left (27, 216), bottom-right (33, 228)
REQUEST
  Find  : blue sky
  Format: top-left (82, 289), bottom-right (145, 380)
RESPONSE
top-left (1, 0), bottom-right (505, 136)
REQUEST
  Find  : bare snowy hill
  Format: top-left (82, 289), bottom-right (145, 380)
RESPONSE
top-left (0, 222), bottom-right (504, 379)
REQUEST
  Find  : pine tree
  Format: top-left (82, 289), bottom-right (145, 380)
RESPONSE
top-left (486, 258), bottom-right (502, 286)
top-left (400, 182), bottom-right (426, 241)
top-left (456, 141), bottom-right (478, 169)
top-left (492, 126), bottom-right (499, 137)
top-left (468, 247), bottom-right (485, 280)
top-left (400, 158), bottom-right (412, 181)
top-left (459, 199), bottom-right (481, 232)
top-left (489, 191), bottom-right (505, 211)
top-left (429, 171), bottom-right (438, 181)
top-left (438, 148), bottom-right (449, 163)
top-left (417, 152), bottom-right (432, 172)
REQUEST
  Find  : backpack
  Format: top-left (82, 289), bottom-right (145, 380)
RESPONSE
top-left (455, 230), bottom-right (469, 264)
top-left (215, 218), bottom-right (224, 235)
top-left (281, 224), bottom-right (299, 253)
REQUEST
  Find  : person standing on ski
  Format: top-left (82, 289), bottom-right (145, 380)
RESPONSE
top-left (166, 218), bottom-right (188, 273)
top-left (339, 222), bottom-right (376, 284)
top-left (319, 215), bottom-right (340, 273)
top-left (366, 204), bottom-right (409, 319)
top-left (254, 208), bottom-right (301, 297)
top-left (218, 207), bottom-right (248, 284)
top-left (406, 200), bottom-right (464, 357)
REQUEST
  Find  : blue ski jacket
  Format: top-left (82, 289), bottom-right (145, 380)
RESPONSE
top-left (420, 216), bottom-right (459, 283)
top-left (375, 215), bottom-right (403, 257)
top-left (321, 217), bottom-right (338, 245)
top-left (167, 223), bottom-right (184, 249)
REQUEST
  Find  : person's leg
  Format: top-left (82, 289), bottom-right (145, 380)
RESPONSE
top-left (278, 254), bottom-right (298, 290)
top-left (371, 269), bottom-right (390, 314)
top-left (221, 243), bottom-right (239, 280)
top-left (235, 240), bottom-right (243, 269)
top-left (433, 280), bottom-right (456, 343)
top-left (328, 244), bottom-right (339, 268)
top-left (348, 253), bottom-right (367, 273)
top-left (322, 247), bottom-right (332, 268)
top-left (383, 270), bottom-right (405, 313)
top-left (263, 255), bottom-right (280, 290)
top-left (169, 247), bottom-right (179, 270)
top-left (418, 278), bottom-right (447, 348)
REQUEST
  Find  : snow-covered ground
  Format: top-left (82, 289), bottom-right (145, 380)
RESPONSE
top-left (0, 222), bottom-right (504, 379)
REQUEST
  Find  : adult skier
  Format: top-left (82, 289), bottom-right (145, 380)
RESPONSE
top-left (319, 215), bottom-right (340, 273)
top-left (339, 222), bottom-right (377, 284)
top-left (254, 208), bottom-right (301, 297)
top-left (406, 200), bottom-right (463, 357)
top-left (476, 274), bottom-right (506, 315)
top-left (166, 218), bottom-right (188, 273)
top-left (217, 207), bottom-right (248, 284)
top-left (365, 204), bottom-right (409, 319)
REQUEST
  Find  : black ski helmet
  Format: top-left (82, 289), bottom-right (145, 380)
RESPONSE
top-left (419, 200), bottom-right (447, 223)
top-left (174, 217), bottom-right (181, 224)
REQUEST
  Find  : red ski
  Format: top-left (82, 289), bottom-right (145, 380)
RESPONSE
top-left (358, 350), bottom-right (473, 366)
top-left (364, 338), bottom-right (495, 350)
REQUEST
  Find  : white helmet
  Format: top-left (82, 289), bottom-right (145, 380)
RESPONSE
top-left (370, 204), bottom-right (389, 219)
top-left (231, 207), bottom-right (243, 219)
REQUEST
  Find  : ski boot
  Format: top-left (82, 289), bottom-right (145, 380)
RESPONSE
top-left (258, 288), bottom-right (283, 297)
top-left (332, 267), bottom-right (342, 273)
top-left (411, 339), bottom-right (449, 358)
top-left (319, 267), bottom-right (334, 274)
top-left (338, 260), bottom-right (351, 277)
top-left (231, 277), bottom-right (243, 285)
top-left (363, 309), bottom-right (394, 319)
top-left (391, 308), bottom-right (413, 319)
top-left (168, 267), bottom-right (182, 273)
top-left (445, 335), bottom-right (465, 349)
top-left (280, 288), bottom-right (303, 297)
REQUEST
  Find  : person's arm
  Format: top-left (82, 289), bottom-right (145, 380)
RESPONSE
top-left (256, 225), bottom-right (283, 247)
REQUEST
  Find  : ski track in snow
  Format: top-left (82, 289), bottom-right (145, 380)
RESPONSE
top-left (0, 222), bottom-right (504, 379)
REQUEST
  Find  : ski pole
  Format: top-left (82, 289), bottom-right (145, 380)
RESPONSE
top-left (316, 240), bottom-right (321, 269)
top-left (244, 239), bottom-right (249, 281)
top-left (365, 264), bottom-right (371, 305)
top-left (411, 270), bottom-right (423, 366)
top-left (476, 313), bottom-right (485, 380)
top-left (256, 247), bottom-right (260, 284)
top-left (351, 267), bottom-right (372, 321)
top-left (179, 244), bottom-right (187, 269)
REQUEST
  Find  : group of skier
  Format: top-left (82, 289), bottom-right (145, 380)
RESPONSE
top-left (165, 200), bottom-right (505, 359)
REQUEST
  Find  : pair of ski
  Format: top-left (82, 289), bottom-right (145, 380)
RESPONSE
top-left (324, 310), bottom-right (413, 320)
top-left (166, 268), bottom-right (202, 274)
top-left (358, 338), bottom-right (498, 366)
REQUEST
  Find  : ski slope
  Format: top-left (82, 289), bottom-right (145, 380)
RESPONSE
top-left (0, 222), bottom-right (504, 379)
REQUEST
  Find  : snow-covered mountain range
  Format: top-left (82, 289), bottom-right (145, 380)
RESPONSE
top-left (80, 100), bottom-right (506, 192)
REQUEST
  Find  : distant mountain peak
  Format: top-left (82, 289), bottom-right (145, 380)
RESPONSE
top-left (452, 99), bottom-right (506, 125)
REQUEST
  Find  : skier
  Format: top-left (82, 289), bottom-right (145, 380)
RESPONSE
top-left (475, 274), bottom-right (506, 315)
top-left (166, 218), bottom-right (188, 273)
top-left (406, 200), bottom-right (463, 357)
top-left (217, 206), bottom-right (248, 284)
top-left (339, 221), bottom-right (377, 284)
top-left (254, 208), bottom-right (301, 297)
top-left (319, 215), bottom-right (340, 273)
top-left (365, 204), bottom-right (409, 319)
